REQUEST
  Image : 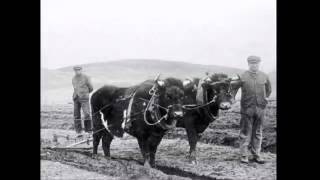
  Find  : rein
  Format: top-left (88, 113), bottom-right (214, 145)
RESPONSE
top-left (222, 110), bottom-right (251, 118)
top-left (142, 84), bottom-right (169, 126)
top-left (182, 95), bottom-right (217, 110)
top-left (182, 78), bottom-right (235, 111)
top-left (137, 97), bottom-right (169, 111)
top-left (114, 82), bottom-right (171, 128)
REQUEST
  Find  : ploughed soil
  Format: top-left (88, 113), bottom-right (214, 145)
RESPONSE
top-left (41, 100), bottom-right (276, 180)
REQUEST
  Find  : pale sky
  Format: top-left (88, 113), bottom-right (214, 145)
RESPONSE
top-left (41, 0), bottom-right (276, 72)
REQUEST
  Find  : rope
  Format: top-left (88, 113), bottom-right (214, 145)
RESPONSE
top-left (50, 80), bottom-right (184, 139)
top-left (182, 96), bottom-right (217, 110)
top-left (137, 97), bottom-right (169, 111)
top-left (66, 92), bottom-right (137, 140)
top-left (223, 108), bottom-right (275, 118)
top-left (143, 85), bottom-right (169, 126)
top-left (49, 82), bottom-right (168, 147)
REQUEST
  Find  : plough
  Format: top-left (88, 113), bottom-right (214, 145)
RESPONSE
top-left (51, 133), bottom-right (93, 149)
top-left (52, 134), bottom-right (72, 142)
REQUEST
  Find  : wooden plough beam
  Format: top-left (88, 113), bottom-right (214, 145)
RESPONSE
top-left (65, 137), bottom-right (93, 148)
top-left (51, 133), bottom-right (93, 149)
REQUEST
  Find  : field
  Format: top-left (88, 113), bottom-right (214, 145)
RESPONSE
top-left (40, 100), bottom-right (276, 180)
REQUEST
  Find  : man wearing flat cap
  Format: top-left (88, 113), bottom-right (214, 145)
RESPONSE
top-left (72, 66), bottom-right (93, 136)
top-left (232, 56), bottom-right (272, 164)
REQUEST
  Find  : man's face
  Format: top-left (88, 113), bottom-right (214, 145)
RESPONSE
top-left (248, 62), bottom-right (260, 72)
top-left (74, 69), bottom-right (82, 75)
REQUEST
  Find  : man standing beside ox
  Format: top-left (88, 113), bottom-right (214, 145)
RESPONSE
top-left (72, 66), bottom-right (93, 137)
top-left (232, 56), bottom-right (272, 164)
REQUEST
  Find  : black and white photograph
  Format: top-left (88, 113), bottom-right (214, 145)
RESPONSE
top-left (41, 0), bottom-right (276, 179)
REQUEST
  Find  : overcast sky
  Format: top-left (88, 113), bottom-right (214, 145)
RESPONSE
top-left (41, 0), bottom-right (276, 72)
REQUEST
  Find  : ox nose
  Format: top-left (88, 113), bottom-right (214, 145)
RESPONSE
top-left (220, 102), bottom-right (231, 109)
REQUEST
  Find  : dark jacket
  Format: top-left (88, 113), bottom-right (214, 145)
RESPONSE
top-left (239, 70), bottom-right (272, 109)
top-left (72, 74), bottom-right (93, 101)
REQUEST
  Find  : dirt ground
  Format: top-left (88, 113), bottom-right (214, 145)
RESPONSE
top-left (41, 100), bottom-right (276, 180)
top-left (41, 160), bottom-right (118, 180)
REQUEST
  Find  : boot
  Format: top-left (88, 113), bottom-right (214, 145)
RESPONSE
top-left (252, 156), bottom-right (265, 164)
top-left (240, 156), bottom-right (249, 164)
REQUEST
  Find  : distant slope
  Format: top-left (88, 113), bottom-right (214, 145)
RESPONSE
top-left (41, 68), bottom-right (74, 90)
top-left (56, 59), bottom-right (245, 88)
top-left (41, 59), bottom-right (276, 104)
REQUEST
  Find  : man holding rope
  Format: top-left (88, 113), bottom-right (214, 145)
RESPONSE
top-left (72, 66), bottom-right (93, 137)
top-left (233, 56), bottom-right (272, 164)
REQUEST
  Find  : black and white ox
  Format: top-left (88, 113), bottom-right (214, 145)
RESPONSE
top-left (90, 76), bottom-right (185, 168)
top-left (177, 73), bottom-right (239, 164)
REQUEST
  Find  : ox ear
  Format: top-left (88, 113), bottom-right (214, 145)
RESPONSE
top-left (183, 79), bottom-right (192, 87)
top-left (204, 77), bottom-right (212, 83)
top-left (156, 79), bottom-right (165, 87)
top-left (230, 74), bottom-right (241, 85)
top-left (230, 74), bottom-right (240, 81)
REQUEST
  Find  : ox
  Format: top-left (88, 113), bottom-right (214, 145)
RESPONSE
top-left (90, 76), bottom-right (185, 167)
top-left (179, 73), bottom-right (239, 164)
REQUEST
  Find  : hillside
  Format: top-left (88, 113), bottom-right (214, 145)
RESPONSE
top-left (42, 59), bottom-right (244, 89)
top-left (41, 59), bottom-right (276, 104)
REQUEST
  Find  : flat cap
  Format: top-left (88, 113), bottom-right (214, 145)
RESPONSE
top-left (73, 66), bottom-right (82, 70)
top-left (247, 56), bottom-right (261, 63)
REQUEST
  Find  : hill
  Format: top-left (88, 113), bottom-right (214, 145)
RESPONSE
top-left (62, 59), bottom-right (247, 85)
top-left (41, 59), bottom-right (276, 104)
top-left (43, 59), bottom-right (244, 89)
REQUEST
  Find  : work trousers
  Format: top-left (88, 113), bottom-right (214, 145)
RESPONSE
top-left (74, 98), bottom-right (92, 133)
top-left (239, 106), bottom-right (265, 158)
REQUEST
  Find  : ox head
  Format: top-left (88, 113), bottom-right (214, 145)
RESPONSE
top-left (202, 73), bottom-right (238, 110)
top-left (154, 76), bottom-right (185, 124)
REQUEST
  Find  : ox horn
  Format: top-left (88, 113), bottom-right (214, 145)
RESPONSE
top-left (230, 74), bottom-right (240, 81)
top-left (183, 77), bottom-right (192, 87)
top-left (154, 73), bottom-right (165, 87)
top-left (154, 73), bottom-right (161, 82)
top-left (210, 81), bottom-right (224, 86)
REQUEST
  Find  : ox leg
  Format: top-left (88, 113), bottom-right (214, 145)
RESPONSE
top-left (102, 132), bottom-right (113, 158)
top-left (148, 134), bottom-right (163, 168)
top-left (137, 139), bottom-right (146, 159)
top-left (91, 106), bottom-right (101, 158)
top-left (137, 138), bottom-right (151, 168)
top-left (186, 127), bottom-right (198, 164)
top-left (92, 132), bottom-right (102, 159)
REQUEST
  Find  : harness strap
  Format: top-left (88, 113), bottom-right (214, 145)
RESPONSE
top-left (124, 91), bottom-right (137, 125)
top-left (97, 90), bottom-right (138, 137)
top-left (143, 85), bottom-right (169, 126)
top-left (100, 111), bottom-right (113, 136)
top-left (182, 95), bottom-right (217, 110)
